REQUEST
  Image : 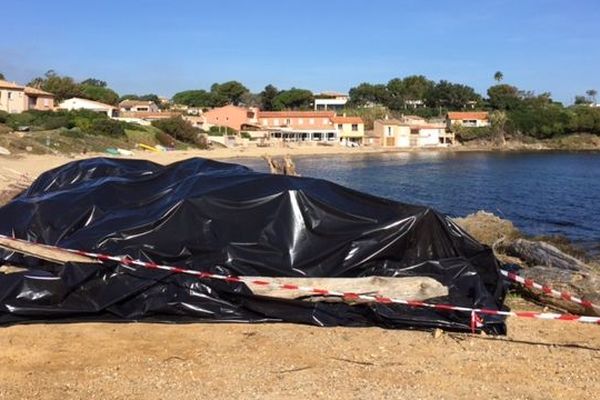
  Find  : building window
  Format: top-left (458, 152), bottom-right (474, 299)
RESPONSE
top-left (312, 132), bottom-right (322, 141)
top-left (7, 92), bottom-right (12, 100)
top-left (337, 124), bottom-right (343, 130)
top-left (351, 124), bottom-right (358, 131)
top-left (386, 126), bottom-right (393, 137)
top-left (309, 118), bottom-right (314, 125)
top-left (273, 118), bottom-right (279, 125)
top-left (323, 118), bottom-right (328, 124)
top-left (298, 118), bottom-right (303, 125)
top-left (286, 118), bottom-right (291, 125)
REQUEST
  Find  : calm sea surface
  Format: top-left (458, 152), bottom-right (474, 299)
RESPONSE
top-left (236, 151), bottom-right (600, 254)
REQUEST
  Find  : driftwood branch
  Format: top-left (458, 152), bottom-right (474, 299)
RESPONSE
top-left (263, 155), bottom-right (299, 176)
top-left (0, 238), bottom-right (448, 304)
top-left (245, 275), bottom-right (448, 303)
top-left (503, 239), bottom-right (590, 272)
top-left (499, 238), bottom-right (600, 316)
top-left (0, 236), bottom-right (98, 264)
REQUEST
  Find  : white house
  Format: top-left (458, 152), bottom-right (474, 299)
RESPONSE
top-left (314, 92), bottom-right (349, 111)
top-left (446, 112), bottom-right (490, 128)
top-left (375, 118), bottom-right (451, 148)
top-left (59, 97), bottom-right (117, 117)
top-left (119, 100), bottom-right (160, 113)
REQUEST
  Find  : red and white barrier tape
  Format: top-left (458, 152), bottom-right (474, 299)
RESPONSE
top-left (499, 269), bottom-right (600, 311)
top-left (1, 234), bottom-right (599, 329)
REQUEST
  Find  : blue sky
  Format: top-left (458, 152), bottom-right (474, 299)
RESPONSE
top-left (1, 0), bottom-right (599, 103)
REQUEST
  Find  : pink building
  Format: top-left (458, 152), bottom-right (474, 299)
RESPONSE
top-left (257, 111), bottom-right (337, 141)
top-left (203, 105), bottom-right (259, 131)
top-left (0, 79), bottom-right (55, 113)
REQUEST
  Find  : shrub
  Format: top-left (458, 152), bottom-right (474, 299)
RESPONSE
top-left (86, 119), bottom-right (125, 137)
top-left (155, 130), bottom-right (176, 147)
top-left (240, 131), bottom-right (251, 139)
top-left (208, 125), bottom-right (237, 136)
top-left (455, 126), bottom-right (494, 142)
top-left (59, 127), bottom-right (85, 139)
top-left (0, 111), bottom-right (8, 124)
top-left (43, 116), bottom-right (73, 130)
top-left (151, 117), bottom-right (199, 143)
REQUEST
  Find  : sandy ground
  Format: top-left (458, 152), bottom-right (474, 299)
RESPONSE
top-left (0, 145), bottom-right (398, 189)
top-left (0, 298), bottom-right (598, 400)
top-left (1, 149), bottom-right (599, 399)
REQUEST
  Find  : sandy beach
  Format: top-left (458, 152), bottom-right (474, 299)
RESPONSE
top-left (0, 145), bottom-right (389, 187)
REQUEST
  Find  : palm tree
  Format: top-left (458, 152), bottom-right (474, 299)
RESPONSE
top-left (494, 71), bottom-right (504, 83)
top-left (586, 89), bottom-right (597, 104)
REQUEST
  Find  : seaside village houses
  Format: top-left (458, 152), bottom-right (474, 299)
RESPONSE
top-left (446, 111), bottom-right (490, 128)
top-left (0, 79), bottom-right (55, 113)
top-left (1, 80), bottom-right (469, 150)
top-left (375, 115), bottom-right (454, 148)
top-left (199, 105), bottom-right (365, 145)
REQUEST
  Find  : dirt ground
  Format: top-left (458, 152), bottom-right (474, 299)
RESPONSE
top-left (0, 296), bottom-right (598, 400)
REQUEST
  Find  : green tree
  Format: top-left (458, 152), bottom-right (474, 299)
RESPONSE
top-left (80, 84), bottom-right (119, 105)
top-left (172, 90), bottom-right (215, 107)
top-left (348, 83), bottom-right (389, 107)
top-left (80, 78), bottom-right (107, 87)
top-left (575, 95), bottom-right (591, 105)
top-left (272, 88), bottom-right (314, 110)
top-left (586, 89), bottom-right (597, 103)
top-left (210, 81), bottom-right (249, 106)
top-left (386, 75), bottom-right (434, 110)
top-left (427, 80), bottom-right (481, 110)
top-left (487, 84), bottom-right (522, 110)
top-left (28, 70), bottom-right (82, 102)
top-left (494, 71), bottom-right (504, 82)
top-left (0, 72), bottom-right (5, 80)
top-left (260, 84), bottom-right (279, 111)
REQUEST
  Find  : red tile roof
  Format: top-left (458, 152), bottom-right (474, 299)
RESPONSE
top-left (258, 111), bottom-right (335, 118)
top-left (447, 112), bottom-right (489, 120)
top-left (331, 116), bottom-right (363, 124)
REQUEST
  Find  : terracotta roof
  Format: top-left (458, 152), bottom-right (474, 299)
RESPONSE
top-left (24, 86), bottom-right (54, 96)
top-left (447, 111), bottom-right (489, 120)
top-left (331, 116), bottom-right (363, 124)
top-left (0, 79), bottom-right (25, 90)
top-left (258, 111), bottom-right (335, 118)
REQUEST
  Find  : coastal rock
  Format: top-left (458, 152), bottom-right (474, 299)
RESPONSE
top-left (453, 211), bottom-right (520, 246)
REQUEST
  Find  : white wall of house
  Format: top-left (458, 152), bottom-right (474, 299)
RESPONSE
top-left (0, 89), bottom-right (26, 113)
top-left (416, 128), bottom-right (443, 146)
top-left (59, 98), bottom-right (116, 117)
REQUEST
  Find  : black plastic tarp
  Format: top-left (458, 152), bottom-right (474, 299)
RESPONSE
top-left (0, 157), bottom-right (507, 333)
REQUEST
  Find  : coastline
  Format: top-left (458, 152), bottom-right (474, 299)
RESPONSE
top-left (2, 140), bottom-right (599, 192)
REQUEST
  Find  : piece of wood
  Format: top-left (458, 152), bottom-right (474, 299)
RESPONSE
top-left (262, 155), bottom-right (299, 176)
top-left (0, 238), bottom-right (447, 304)
top-left (244, 275), bottom-right (448, 303)
top-left (502, 239), bottom-right (591, 272)
top-left (0, 237), bottom-right (98, 265)
top-left (519, 265), bottom-right (600, 316)
top-left (500, 238), bottom-right (600, 316)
